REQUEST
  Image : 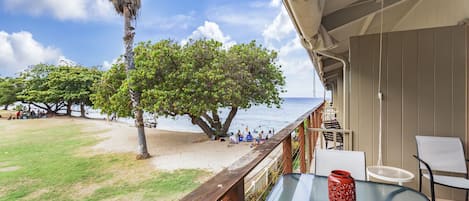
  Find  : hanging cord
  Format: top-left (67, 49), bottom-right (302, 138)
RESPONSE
top-left (377, 0), bottom-right (385, 166)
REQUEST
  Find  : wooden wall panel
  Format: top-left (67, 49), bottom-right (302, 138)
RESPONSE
top-left (417, 29), bottom-right (435, 137)
top-left (401, 31), bottom-right (419, 189)
top-left (349, 25), bottom-right (467, 200)
top-left (385, 32), bottom-right (402, 167)
top-left (350, 37), bottom-right (360, 151)
top-left (451, 25), bottom-right (467, 201)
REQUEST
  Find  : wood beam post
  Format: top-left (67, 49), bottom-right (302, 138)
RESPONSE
top-left (313, 111), bottom-right (319, 150)
top-left (282, 134), bottom-right (293, 174)
top-left (306, 115), bottom-right (313, 168)
top-left (299, 122), bottom-right (306, 173)
top-left (220, 179), bottom-right (245, 201)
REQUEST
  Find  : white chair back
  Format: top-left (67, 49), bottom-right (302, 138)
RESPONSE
top-left (315, 149), bottom-right (366, 180)
top-left (416, 136), bottom-right (467, 174)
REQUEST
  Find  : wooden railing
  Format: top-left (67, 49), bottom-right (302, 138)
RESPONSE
top-left (181, 101), bottom-right (325, 201)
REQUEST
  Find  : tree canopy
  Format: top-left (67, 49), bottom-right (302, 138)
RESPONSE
top-left (17, 64), bottom-right (102, 115)
top-left (92, 39), bottom-right (285, 138)
top-left (0, 77), bottom-right (22, 110)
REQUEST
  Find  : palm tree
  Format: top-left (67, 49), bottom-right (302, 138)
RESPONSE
top-left (109, 0), bottom-right (150, 159)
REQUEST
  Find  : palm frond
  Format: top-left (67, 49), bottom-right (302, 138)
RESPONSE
top-left (109, 0), bottom-right (141, 18)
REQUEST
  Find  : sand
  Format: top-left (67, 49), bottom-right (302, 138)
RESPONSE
top-left (84, 118), bottom-right (255, 173)
top-left (0, 114), bottom-right (255, 173)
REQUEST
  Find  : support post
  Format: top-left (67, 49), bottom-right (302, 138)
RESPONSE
top-left (306, 115), bottom-right (313, 168)
top-left (313, 111), bottom-right (319, 150)
top-left (299, 122), bottom-right (306, 173)
top-left (221, 179), bottom-right (245, 201)
top-left (282, 134), bottom-right (293, 174)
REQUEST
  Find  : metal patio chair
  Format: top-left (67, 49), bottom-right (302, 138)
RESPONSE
top-left (315, 149), bottom-right (366, 180)
top-left (414, 136), bottom-right (469, 201)
top-left (323, 119), bottom-right (344, 149)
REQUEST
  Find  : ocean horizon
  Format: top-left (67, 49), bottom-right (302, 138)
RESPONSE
top-left (102, 97), bottom-right (324, 134)
top-left (16, 97), bottom-right (324, 134)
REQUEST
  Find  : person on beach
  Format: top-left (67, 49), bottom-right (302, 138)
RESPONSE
top-left (246, 132), bottom-right (253, 142)
top-left (255, 132), bottom-right (264, 145)
top-left (16, 110), bottom-right (21, 119)
top-left (239, 133), bottom-right (244, 142)
top-left (230, 133), bottom-right (238, 144)
top-left (267, 130), bottom-right (273, 139)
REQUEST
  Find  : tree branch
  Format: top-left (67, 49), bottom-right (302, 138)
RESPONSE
top-left (222, 106), bottom-right (238, 134)
top-left (190, 115), bottom-right (215, 138)
top-left (201, 113), bottom-right (215, 127)
top-left (30, 103), bottom-right (48, 111)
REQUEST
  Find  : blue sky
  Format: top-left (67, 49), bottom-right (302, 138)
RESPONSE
top-left (0, 0), bottom-right (324, 97)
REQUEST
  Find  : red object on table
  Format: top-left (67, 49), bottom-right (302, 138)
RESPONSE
top-left (328, 170), bottom-right (356, 201)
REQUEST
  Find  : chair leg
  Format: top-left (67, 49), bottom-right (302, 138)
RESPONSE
top-left (465, 189), bottom-right (468, 201)
top-left (418, 172), bottom-right (422, 192)
top-left (430, 180), bottom-right (435, 201)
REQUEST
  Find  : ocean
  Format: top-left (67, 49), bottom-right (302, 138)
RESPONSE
top-left (110, 97), bottom-right (322, 133)
top-left (37, 98), bottom-right (324, 134)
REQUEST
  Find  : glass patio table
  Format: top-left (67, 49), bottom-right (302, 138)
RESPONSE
top-left (266, 174), bottom-right (429, 201)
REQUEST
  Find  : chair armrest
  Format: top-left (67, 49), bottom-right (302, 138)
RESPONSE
top-left (413, 155), bottom-right (435, 182)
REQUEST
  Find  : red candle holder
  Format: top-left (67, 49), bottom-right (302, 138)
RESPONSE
top-left (328, 170), bottom-right (356, 201)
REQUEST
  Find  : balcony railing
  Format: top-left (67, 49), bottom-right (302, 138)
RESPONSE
top-left (181, 101), bottom-right (326, 201)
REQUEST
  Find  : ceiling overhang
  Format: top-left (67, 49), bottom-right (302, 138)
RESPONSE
top-left (283, 0), bottom-right (469, 86)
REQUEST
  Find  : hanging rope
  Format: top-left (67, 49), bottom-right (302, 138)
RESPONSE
top-left (377, 0), bottom-right (385, 166)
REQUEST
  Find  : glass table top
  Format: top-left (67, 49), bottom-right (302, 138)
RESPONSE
top-left (267, 173), bottom-right (429, 201)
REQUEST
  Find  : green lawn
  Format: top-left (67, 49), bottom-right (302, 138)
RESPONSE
top-left (0, 118), bottom-right (207, 201)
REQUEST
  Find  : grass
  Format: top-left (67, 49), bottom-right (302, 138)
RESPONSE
top-left (0, 118), bottom-right (208, 201)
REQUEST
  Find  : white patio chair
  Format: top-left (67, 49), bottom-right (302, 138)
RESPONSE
top-left (315, 149), bottom-right (366, 180)
top-left (414, 136), bottom-right (469, 201)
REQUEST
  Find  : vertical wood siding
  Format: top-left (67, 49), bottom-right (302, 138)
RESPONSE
top-left (349, 25), bottom-right (468, 200)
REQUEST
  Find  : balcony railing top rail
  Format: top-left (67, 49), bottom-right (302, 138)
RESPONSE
top-left (181, 101), bottom-right (325, 201)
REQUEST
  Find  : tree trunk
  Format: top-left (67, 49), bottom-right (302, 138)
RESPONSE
top-left (212, 110), bottom-right (223, 136)
top-left (80, 102), bottom-right (86, 118)
top-left (3, 105), bottom-right (8, 110)
top-left (135, 109), bottom-right (150, 159)
top-left (221, 106), bottom-right (238, 134)
top-left (124, 5), bottom-right (150, 160)
top-left (191, 115), bottom-right (216, 138)
top-left (66, 101), bottom-right (72, 116)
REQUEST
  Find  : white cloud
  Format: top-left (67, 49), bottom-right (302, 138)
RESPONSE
top-left (269, 0), bottom-right (282, 7)
top-left (2, 0), bottom-right (116, 21)
top-left (263, 8), bottom-right (295, 43)
top-left (182, 21), bottom-right (236, 47)
top-left (0, 31), bottom-right (64, 76)
top-left (57, 56), bottom-right (78, 66)
top-left (102, 57), bottom-right (120, 70)
top-left (206, 6), bottom-right (272, 33)
top-left (262, 7), bottom-right (324, 97)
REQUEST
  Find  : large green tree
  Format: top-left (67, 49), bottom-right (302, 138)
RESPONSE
top-left (93, 39), bottom-right (285, 138)
top-left (0, 77), bottom-right (22, 110)
top-left (109, 0), bottom-right (150, 159)
top-left (91, 60), bottom-right (132, 118)
top-left (138, 39), bottom-right (285, 137)
top-left (48, 66), bottom-right (102, 117)
top-left (18, 64), bottom-right (65, 114)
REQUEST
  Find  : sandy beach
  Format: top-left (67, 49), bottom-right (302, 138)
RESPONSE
top-left (0, 114), bottom-right (254, 173)
top-left (88, 118), bottom-right (254, 172)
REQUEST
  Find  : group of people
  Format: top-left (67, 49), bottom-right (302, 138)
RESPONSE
top-left (229, 128), bottom-right (274, 146)
top-left (8, 109), bottom-right (47, 120)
